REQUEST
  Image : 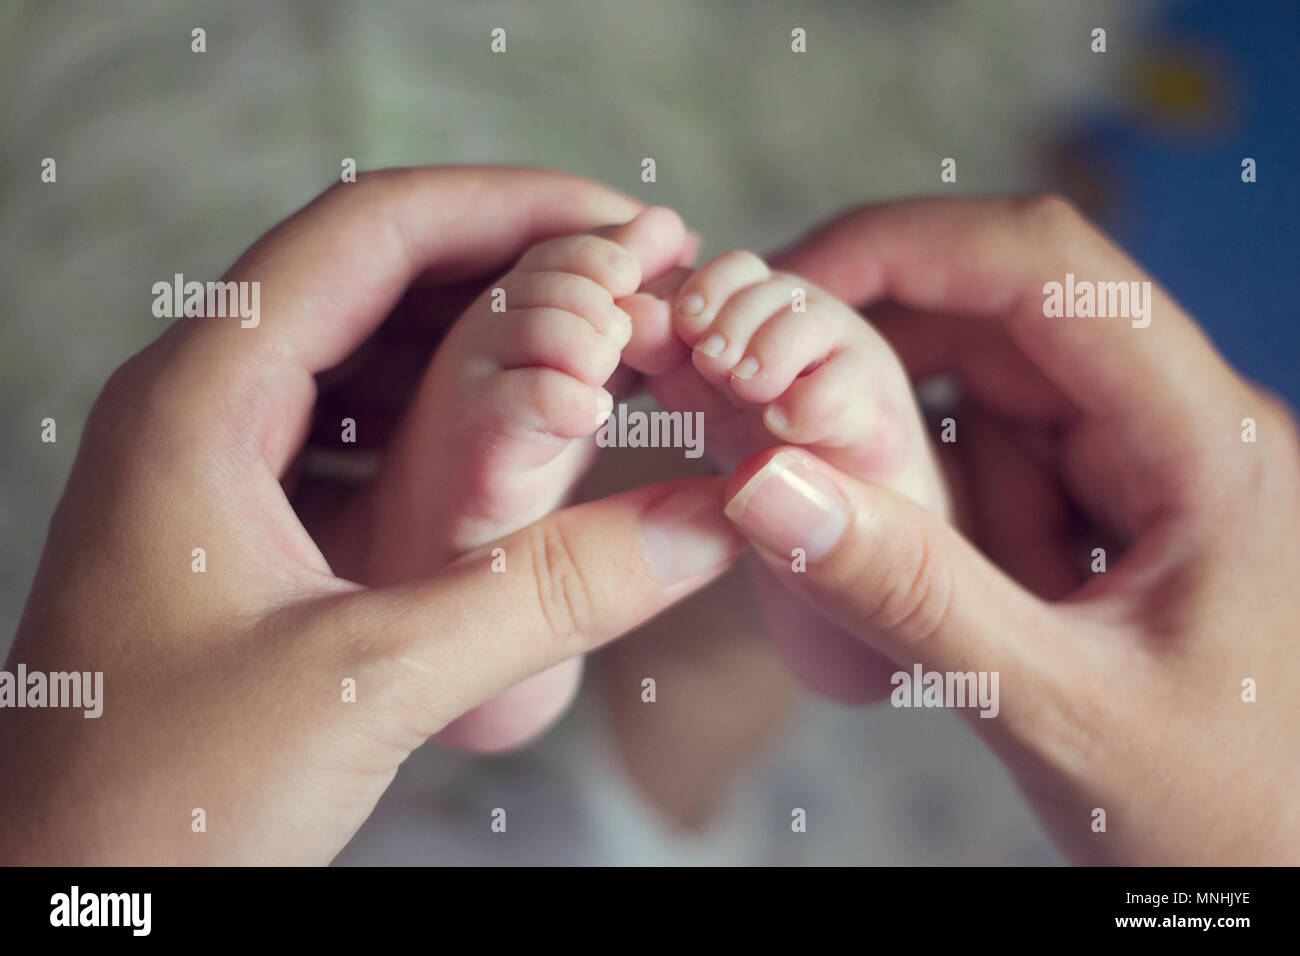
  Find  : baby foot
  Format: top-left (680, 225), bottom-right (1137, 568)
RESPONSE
top-left (644, 251), bottom-right (952, 700)
top-left (664, 250), bottom-right (949, 513)
top-left (370, 207), bottom-right (688, 749)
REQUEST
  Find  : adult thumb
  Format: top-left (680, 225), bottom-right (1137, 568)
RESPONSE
top-left (722, 448), bottom-right (1043, 680)
top-left (316, 476), bottom-right (745, 739)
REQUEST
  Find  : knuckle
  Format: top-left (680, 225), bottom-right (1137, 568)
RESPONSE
top-left (86, 352), bottom-right (158, 448)
top-left (91, 359), bottom-right (143, 425)
top-left (1014, 192), bottom-right (1084, 240)
top-left (863, 524), bottom-right (954, 645)
top-left (525, 521), bottom-right (594, 647)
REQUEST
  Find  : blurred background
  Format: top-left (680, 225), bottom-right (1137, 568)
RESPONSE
top-left (1, 0), bottom-right (1295, 864)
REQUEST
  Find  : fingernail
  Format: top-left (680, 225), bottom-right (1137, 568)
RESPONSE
top-left (696, 333), bottom-right (726, 358)
top-left (679, 293), bottom-right (705, 316)
top-left (642, 484), bottom-right (743, 584)
top-left (724, 452), bottom-right (849, 560)
top-left (596, 390), bottom-right (614, 425)
top-left (731, 356), bottom-right (760, 380)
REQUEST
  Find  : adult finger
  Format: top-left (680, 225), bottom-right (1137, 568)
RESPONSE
top-left (721, 446), bottom-right (1051, 697)
top-left (769, 196), bottom-right (1251, 497)
top-left (320, 477), bottom-right (744, 733)
top-left (151, 167), bottom-right (644, 471)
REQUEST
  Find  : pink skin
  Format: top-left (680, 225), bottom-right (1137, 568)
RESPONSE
top-left (371, 207), bottom-right (690, 750)
top-left (622, 251), bottom-right (952, 702)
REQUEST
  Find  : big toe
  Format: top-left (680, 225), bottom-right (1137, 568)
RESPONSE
top-left (594, 206), bottom-right (687, 284)
top-left (618, 267), bottom-right (693, 375)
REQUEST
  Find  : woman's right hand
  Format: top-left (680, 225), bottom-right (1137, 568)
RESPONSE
top-left (722, 195), bottom-right (1300, 864)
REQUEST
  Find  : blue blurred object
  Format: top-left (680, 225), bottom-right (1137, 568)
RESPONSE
top-left (1078, 0), bottom-right (1298, 408)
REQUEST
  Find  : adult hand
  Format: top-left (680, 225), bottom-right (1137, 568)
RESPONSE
top-left (0, 168), bottom-right (741, 864)
top-left (726, 195), bottom-right (1300, 864)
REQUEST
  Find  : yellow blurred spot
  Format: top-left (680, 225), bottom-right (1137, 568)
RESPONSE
top-left (1136, 54), bottom-right (1219, 120)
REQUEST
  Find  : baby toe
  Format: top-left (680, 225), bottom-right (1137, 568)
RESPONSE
top-left (726, 307), bottom-right (838, 405)
top-left (499, 307), bottom-right (624, 386)
top-left (515, 234), bottom-right (643, 299)
top-left (673, 250), bottom-right (770, 343)
top-left (591, 206), bottom-right (688, 286)
top-left (500, 271), bottom-right (628, 338)
top-left (691, 273), bottom-right (807, 381)
top-left (489, 366), bottom-right (614, 441)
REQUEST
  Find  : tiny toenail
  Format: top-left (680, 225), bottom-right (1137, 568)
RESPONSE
top-left (764, 405), bottom-right (789, 433)
top-left (696, 334), bottom-right (726, 358)
top-left (595, 390), bottom-right (614, 426)
top-left (731, 356), bottom-right (760, 381)
top-left (679, 294), bottom-right (705, 316)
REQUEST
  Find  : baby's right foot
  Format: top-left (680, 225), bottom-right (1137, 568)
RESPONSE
top-left (366, 207), bottom-right (687, 750)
